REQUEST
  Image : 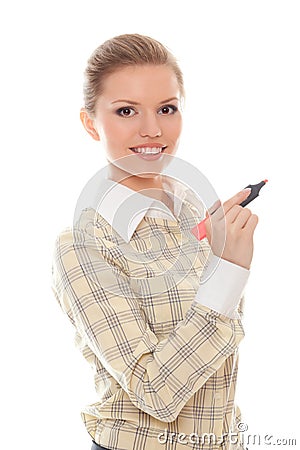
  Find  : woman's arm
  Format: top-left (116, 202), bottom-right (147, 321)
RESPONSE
top-left (52, 226), bottom-right (244, 423)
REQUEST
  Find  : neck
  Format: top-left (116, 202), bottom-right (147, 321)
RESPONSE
top-left (107, 163), bottom-right (164, 193)
top-left (106, 163), bottom-right (174, 213)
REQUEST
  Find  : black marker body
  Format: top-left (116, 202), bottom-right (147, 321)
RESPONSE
top-left (239, 180), bottom-right (267, 207)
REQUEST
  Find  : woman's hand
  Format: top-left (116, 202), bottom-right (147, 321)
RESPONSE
top-left (205, 189), bottom-right (259, 270)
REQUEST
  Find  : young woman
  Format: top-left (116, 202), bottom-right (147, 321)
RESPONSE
top-left (52, 34), bottom-right (258, 450)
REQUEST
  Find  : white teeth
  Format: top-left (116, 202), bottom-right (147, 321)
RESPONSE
top-left (131, 147), bottom-right (164, 154)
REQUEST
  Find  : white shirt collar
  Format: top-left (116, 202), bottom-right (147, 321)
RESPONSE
top-left (94, 177), bottom-right (193, 243)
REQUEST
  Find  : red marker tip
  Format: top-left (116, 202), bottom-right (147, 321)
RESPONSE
top-left (264, 179), bottom-right (268, 183)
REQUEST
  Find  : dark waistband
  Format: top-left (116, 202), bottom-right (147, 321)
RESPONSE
top-left (91, 441), bottom-right (109, 450)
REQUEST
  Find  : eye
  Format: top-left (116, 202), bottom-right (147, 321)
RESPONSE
top-left (116, 107), bottom-right (136, 117)
top-left (158, 105), bottom-right (178, 115)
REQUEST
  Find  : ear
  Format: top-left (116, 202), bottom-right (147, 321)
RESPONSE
top-left (80, 108), bottom-right (100, 141)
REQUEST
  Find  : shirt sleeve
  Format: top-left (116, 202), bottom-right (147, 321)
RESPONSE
top-left (194, 255), bottom-right (250, 319)
top-left (51, 227), bottom-right (245, 423)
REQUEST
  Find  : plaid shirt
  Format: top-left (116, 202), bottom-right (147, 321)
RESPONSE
top-left (51, 177), bottom-right (246, 450)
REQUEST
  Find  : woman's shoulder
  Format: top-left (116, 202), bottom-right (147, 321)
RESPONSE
top-left (53, 226), bottom-right (74, 250)
top-left (52, 208), bottom-right (120, 266)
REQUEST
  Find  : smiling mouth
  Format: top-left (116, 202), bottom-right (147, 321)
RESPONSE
top-left (129, 146), bottom-right (167, 155)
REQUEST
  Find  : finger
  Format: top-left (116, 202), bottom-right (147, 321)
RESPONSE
top-left (231, 207), bottom-right (252, 228)
top-left (210, 189), bottom-right (251, 222)
top-left (222, 189), bottom-right (251, 215)
top-left (243, 214), bottom-right (259, 234)
top-left (225, 204), bottom-right (244, 224)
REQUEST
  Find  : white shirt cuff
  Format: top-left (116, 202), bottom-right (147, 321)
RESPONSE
top-left (194, 255), bottom-right (250, 319)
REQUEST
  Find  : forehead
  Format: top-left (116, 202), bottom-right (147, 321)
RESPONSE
top-left (100, 65), bottom-right (180, 102)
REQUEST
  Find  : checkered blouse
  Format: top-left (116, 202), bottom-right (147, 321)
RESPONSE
top-left (51, 178), bottom-right (246, 450)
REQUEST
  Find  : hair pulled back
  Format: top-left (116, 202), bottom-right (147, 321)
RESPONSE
top-left (83, 34), bottom-right (184, 116)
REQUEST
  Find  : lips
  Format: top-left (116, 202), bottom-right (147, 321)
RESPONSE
top-left (129, 144), bottom-right (167, 155)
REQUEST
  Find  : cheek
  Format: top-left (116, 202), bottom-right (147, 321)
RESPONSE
top-left (104, 118), bottom-right (136, 144)
top-left (166, 116), bottom-right (182, 141)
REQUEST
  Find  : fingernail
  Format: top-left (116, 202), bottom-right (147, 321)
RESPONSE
top-left (240, 188), bottom-right (251, 194)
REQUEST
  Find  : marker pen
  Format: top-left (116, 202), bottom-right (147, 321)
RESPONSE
top-left (191, 179), bottom-right (268, 241)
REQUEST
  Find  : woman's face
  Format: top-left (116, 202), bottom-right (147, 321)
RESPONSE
top-left (81, 64), bottom-right (183, 179)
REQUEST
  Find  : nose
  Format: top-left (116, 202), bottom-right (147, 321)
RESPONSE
top-left (139, 111), bottom-right (162, 137)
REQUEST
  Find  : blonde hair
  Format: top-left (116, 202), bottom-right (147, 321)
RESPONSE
top-left (83, 33), bottom-right (185, 116)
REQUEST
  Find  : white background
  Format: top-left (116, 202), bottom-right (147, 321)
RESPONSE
top-left (1, 1), bottom-right (299, 448)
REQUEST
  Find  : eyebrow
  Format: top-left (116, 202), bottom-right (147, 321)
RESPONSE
top-left (111, 97), bottom-right (179, 105)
